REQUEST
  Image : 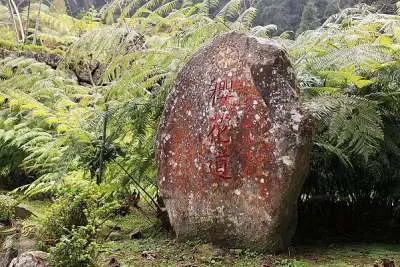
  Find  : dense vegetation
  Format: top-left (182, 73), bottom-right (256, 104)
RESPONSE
top-left (255, 0), bottom-right (399, 34)
top-left (1, 0), bottom-right (400, 266)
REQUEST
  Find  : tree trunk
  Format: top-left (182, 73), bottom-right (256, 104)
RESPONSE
top-left (83, 0), bottom-right (92, 10)
top-left (9, 0), bottom-right (25, 42)
top-left (7, 0), bottom-right (20, 42)
top-left (97, 104), bottom-right (108, 185)
top-left (33, 0), bottom-right (42, 45)
top-left (24, 0), bottom-right (31, 43)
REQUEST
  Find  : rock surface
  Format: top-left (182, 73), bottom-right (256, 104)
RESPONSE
top-left (156, 32), bottom-right (312, 252)
top-left (61, 28), bottom-right (145, 86)
top-left (129, 230), bottom-right (143, 239)
top-left (15, 206), bottom-right (33, 220)
top-left (0, 234), bottom-right (37, 267)
top-left (8, 251), bottom-right (49, 267)
top-left (108, 231), bottom-right (124, 241)
top-left (0, 234), bottom-right (18, 267)
top-left (0, 48), bottom-right (61, 69)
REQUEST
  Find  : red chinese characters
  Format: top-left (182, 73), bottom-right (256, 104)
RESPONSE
top-left (205, 79), bottom-right (260, 179)
top-left (206, 80), bottom-right (235, 179)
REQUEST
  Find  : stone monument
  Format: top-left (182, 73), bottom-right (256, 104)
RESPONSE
top-left (156, 32), bottom-right (312, 252)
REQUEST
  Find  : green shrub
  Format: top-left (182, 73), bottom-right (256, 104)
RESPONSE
top-left (38, 185), bottom-right (121, 246)
top-left (39, 195), bottom-right (88, 245)
top-left (0, 195), bottom-right (17, 222)
top-left (49, 225), bottom-right (98, 267)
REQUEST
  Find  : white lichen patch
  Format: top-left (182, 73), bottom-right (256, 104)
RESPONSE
top-left (204, 162), bottom-right (211, 173)
top-left (250, 133), bottom-right (255, 141)
top-left (194, 158), bottom-right (201, 170)
top-left (265, 213), bottom-right (272, 223)
top-left (161, 133), bottom-right (169, 143)
top-left (290, 109), bottom-right (302, 123)
top-left (188, 193), bottom-right (194, 207)
top-left (210, 145), bottom-right (216, 153)
top-left (280, 156), bottom-right (293, 166)
top-left (216, 205), bottom-right (225, 214)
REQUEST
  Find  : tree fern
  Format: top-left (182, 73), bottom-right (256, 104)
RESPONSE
top-left (154, 0), bottom-right (177, 16)
top-left (0, 54), bottom-right (97, 195)
top-left (234, 7), bottom-right (256, 29)
top-left (216, 0), bottom-right (241, 20)
top-left (282, 5), bottom-right (400, 167)
top-left (305, 95), bottom-right (384, 161)
top-left (0, 4), bottom-right (9, 24)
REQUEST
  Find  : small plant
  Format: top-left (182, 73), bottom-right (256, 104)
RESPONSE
top-left (38, 195), bottom-right (88, 245)
top-left (49, 225), bottom-right (98, 267)
top-left (276, 258), bottom-right (309, 267)
top-left (38, 184), bottom-right (121, 247)
top-left (45, 186), bottom-right (121, 267)
top-left (0, 194), bottom-right (17, 223)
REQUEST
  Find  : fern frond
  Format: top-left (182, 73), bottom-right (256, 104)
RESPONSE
top-left (234, 7), bottom-right (257, 29)
top-left (216, 0), bottom-right (241, 21)
top-left (311, 45), bottom-right (392, 71)
top-left (315, 142), bottom-right (352, 167)
top-left (155, 1), bottom-right (177, 16)
top-left (306, 95), bottom-right (384, 161)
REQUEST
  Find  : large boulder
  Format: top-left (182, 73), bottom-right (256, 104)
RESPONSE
top-left (0, 234), bottom-right (18, 267)
top-left (156, 32), bottom-right (313, 252)
top-left (60, 26), bottom-right (145, 86)
top-left (0, 234), bottom-right (38, 267)
top-left (9, 251), bottom-right (49, 267)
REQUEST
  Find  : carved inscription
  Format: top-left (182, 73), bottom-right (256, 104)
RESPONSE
top-left (204, 79), bottom-right (258, 180)
top-left (205, 80), bottom-right (234, 179)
